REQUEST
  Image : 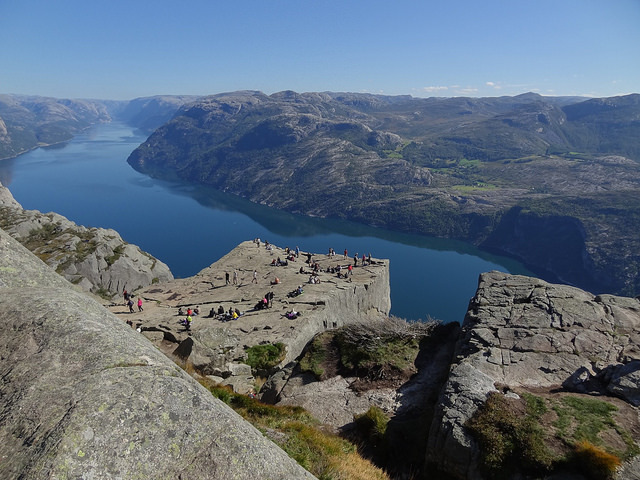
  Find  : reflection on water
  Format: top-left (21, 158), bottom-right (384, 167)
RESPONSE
top-left (1, 122), bottom-right (533, 323)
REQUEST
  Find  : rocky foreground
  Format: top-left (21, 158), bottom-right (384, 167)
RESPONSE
top-left (2, 193), bottom-right (640, 478)
top-left (0, 228), bottom-right (315, 479)
top-left (110, 240), bottom-right (391, 394)
top-left (109, 242), bottom-right (640, 478)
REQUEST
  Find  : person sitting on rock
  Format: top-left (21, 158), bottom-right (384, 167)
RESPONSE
top-left (180, 315), bottom-right (192, 330)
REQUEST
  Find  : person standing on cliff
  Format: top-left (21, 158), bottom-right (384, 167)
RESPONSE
top-left (137, 297), bottom-right (143, 312)
top-left (233, 269), bottom-right (238, 285)
top-left (252, 270), bottom-right (258, 283)
top-left (225, 272), bottom-right (230, 285)
top-left (343, 248), bottom-right (348, 260)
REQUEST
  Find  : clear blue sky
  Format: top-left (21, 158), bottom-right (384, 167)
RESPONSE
top-left (1, 0), bottom-right (638, 100)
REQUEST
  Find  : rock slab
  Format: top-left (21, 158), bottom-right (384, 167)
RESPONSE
top-left (0, 228), bottom-right (315, 479)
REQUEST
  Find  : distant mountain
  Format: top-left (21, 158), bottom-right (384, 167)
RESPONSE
top-left (0, 95), bottom-right (112, 159)
top-left (128, 91), bottom-right (640, 296)
top-left (0, 94), bottom-right (198, 160)
top-left (114, 95), bottom-right (201, 133)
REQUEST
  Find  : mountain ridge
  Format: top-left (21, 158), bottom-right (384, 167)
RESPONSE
top-left (126, 90), bottom-right (640, 297)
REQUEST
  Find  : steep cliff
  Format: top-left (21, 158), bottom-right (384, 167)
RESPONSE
top-left (0, 94), bottom-right (112, 159)
top-left (115, 240), bottom-right (391, 394)
top-left (426, 271), bottom-right (640, 479)
top-left (0, 227), bottom-right (315, 479)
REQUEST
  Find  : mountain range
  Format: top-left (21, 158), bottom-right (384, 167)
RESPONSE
top-left (1, 90), bottom-right (639, 297)
top-left (126, 90), bottom-right (640, 297)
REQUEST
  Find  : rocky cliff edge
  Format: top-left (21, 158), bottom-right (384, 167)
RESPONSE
top-left (427, 271), bottom-right (640, 479)
top-left (0, 227), bottom-right (315, 479)
top-left (0, 180), bottom-right (173, 296)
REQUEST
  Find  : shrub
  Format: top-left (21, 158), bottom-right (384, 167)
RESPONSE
top-left (354, 406), bottom-right (389, 446)
top-left (466, 392), bottom-right (554, 477)
top-left (298, 333), bottom-right (328, 379)
top-left (335, 317), bottom-right (438, 373)
top-left (570, 441), bottom-right (621, 480)
top-left (245, 342), bottom-right (286, 371)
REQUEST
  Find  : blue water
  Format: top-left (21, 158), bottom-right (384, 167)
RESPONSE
top-left (0, 122), bottom-right (533, 323)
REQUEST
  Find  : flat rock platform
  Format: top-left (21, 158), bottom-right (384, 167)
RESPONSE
top-left (108, 240), bottom-right (391, 377)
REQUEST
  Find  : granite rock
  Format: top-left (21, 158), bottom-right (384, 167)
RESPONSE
top-left (0, 227), bottom-right (315, 479)
top-left (426, 271), bottom-right (640, 479)
top-left (0, 181), bottom-right (173, 296)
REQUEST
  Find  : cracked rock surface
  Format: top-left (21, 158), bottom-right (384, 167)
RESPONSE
top-left (0, 228), bottom-right (315, 479)
top-left (427, 271), bottom-right (640, 479)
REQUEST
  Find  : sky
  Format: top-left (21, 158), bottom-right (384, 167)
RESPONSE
top-left (0, 0), bottom-right (638, 101)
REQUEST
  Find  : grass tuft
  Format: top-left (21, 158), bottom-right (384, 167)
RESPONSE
top-left (245, 342), bottom-right (286, 372)
top-left (201, 381), bottom-right (389, 479)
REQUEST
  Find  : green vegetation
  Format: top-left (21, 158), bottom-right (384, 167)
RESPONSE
top-left (553, 396), bottom-right (618, 445)
top-left (298, 333), bottom-right (329, 379)
top-left (354, 406), bottom-right (389, 451)
top-left (467, 392), bottom-right (639, 479)
top-left (334, 318), bottom-right (435, 375)
top-left (203, 381), bottom-right (389, 480)
top-left (105, 244), bottom-right (125, 266)
top-left (466, 392), bottom-right (554, 478)
top-left (245, 343), bottom-right (286, 372)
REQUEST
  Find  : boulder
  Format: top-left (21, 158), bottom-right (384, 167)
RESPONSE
top-left (606, 360), bottom-right (640, 406)
top-left (0, 181), bottom-right (173, 297)
top-left (426, 271), bottom-right (640, 479)
top-left (0, 228), bottom-right (315, 479)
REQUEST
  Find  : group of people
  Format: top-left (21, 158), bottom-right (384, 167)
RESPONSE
top-left (167, 243), bottom-right (375, 331)
top-left (255, 291), bottom-right (274, 310)
top-left (123, 289), bottom-right (143, 313)
top-left (176, 306), bottom-right (201, 330)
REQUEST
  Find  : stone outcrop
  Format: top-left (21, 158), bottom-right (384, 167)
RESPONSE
top-left (0, 181), bottom-right (173, 296)
top-left (426, 271), bottom-right (640, 479)
top-left (114, 241), bottom-right (391, 394)
top-left (0, 227), bottom-right (315, 479)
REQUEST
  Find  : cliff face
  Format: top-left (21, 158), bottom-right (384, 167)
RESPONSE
top-left (0, 181), bottom-right (173, 297)
top-left (426, 271), bottom-right (640, 479)
top-left (0, 228), bottom-right (315, 479)
top-left (116, 241), bottom-right (391, 394)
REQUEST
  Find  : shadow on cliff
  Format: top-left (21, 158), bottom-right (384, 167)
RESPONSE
top-left (353, 321), bottom-right (461, 479)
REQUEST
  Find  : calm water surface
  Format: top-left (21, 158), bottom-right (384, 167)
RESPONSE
top-left (0, 122), bottom-right (533, 323)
